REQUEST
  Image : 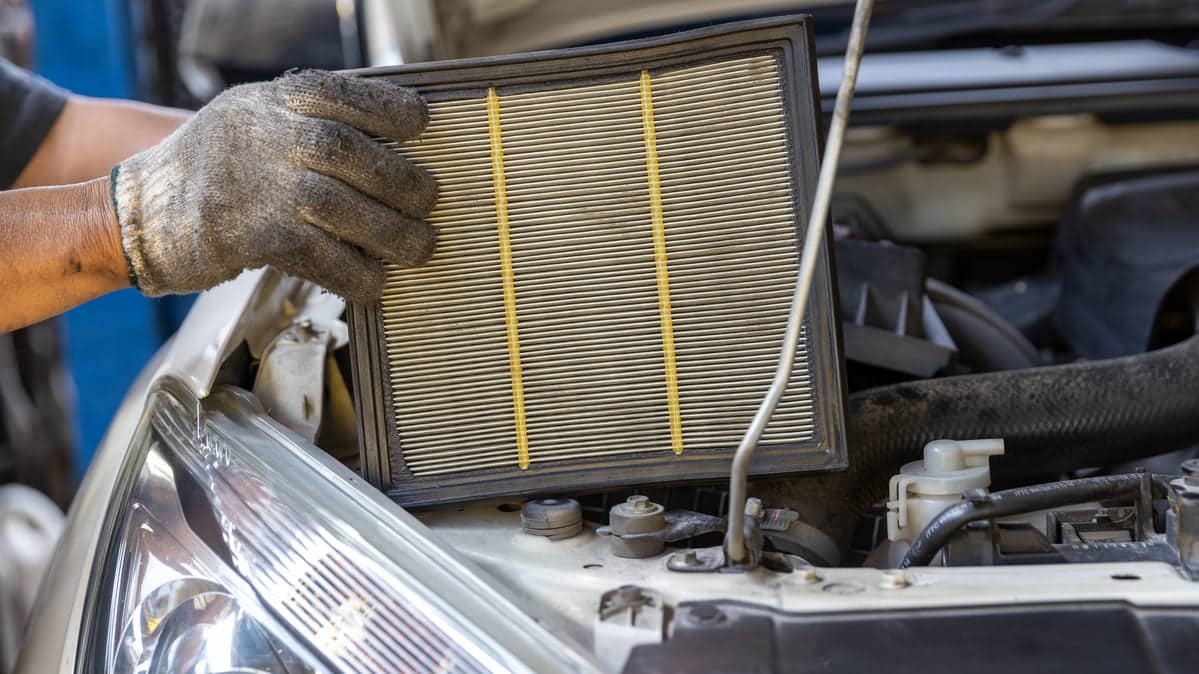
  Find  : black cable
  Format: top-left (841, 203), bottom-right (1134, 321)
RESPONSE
top-left (899, 473), bottom-right (1172, 568)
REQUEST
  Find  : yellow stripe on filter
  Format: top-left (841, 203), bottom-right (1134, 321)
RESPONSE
top-left (639, 70), bottom-right (685, 455)
top-left (486, 87), bottom-right (531, 469)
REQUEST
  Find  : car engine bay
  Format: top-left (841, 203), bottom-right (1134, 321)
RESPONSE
top-left (200, 9), bottom-right (1199, 674)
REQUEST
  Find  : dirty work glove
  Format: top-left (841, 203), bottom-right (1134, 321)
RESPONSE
top-left (111, 70), bottom-right (437, 303)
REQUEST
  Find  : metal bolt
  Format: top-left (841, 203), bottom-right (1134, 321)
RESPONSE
top-left (667, 548), bottom-right (723, 573)
top-left (1182, 460), bottom-right (1199, 487)
top-left (745, 497), bottom-right (764, 519)
top-left (608, 496), bottom-right (666, 558)
top-left (796, 565), bottom-right (821, 584)
top-left (880, 570), bottom-right (909, 590)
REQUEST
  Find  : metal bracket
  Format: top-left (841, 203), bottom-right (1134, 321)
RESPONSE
top-left (252, 319), bottom-right (337, 441)
top-left (597, 509), bottom-right (725, 543)
top-left (594, 585), bottom-right (665, 673)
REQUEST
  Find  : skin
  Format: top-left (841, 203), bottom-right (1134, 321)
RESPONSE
top-left (1, 96), bottom-right (189, 333)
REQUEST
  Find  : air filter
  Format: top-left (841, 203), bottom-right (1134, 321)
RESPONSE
top-left (348, 17), bottom-right (847, 506)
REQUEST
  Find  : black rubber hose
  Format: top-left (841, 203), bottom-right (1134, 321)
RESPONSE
top-left (846, 335), bottom-right (1199, 512)
top-left (926, 278), bottom-right (1041, 372)
top-left (898, 473), bottom-right (1173, 568)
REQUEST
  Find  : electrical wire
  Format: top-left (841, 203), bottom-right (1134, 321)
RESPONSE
top-left (724, 0), bottom-right (875, 565)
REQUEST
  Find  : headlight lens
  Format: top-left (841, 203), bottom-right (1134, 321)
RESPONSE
top-left (80, 381), bottom-right (589, 674)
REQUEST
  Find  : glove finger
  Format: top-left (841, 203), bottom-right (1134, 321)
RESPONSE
top-left (280, 70), bottom-right (429, 142)
top-left (271, 220), bottom-right (387, 304)
top-left (296, 172), bottom-right (437, 267)
top-left (293, 118), bottom-right (438, 219)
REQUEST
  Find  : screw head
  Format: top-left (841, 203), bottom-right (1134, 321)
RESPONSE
top-left (796, 565), bottom-right (821, 584)
top-left (668, 549), bottom-right (721, 573)
top-left (628, 495), bottom-right (650, 511)
top-left (880, 570), bottom-right (909, 590)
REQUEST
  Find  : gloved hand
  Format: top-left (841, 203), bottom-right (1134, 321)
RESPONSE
top-left (110, 70), bottom-right (437, 303)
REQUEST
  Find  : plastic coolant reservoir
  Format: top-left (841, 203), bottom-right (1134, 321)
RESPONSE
top-left (887, 438), bottom-right (1005, 543)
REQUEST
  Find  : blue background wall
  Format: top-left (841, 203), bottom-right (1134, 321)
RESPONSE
top-left (27, 0), bottom-right (189, 478)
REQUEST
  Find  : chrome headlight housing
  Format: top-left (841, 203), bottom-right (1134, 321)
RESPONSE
top-left (77, 380), bottom-right (594, 673)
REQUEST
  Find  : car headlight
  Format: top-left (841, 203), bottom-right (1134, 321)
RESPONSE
top-left (78, 379), bottom-right (595, 674)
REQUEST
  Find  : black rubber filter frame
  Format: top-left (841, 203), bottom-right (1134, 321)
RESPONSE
top-left (347, 16), bottom-right (847, 507)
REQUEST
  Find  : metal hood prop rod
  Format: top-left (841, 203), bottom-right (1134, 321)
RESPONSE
top-left (725, 0), bottom-right (875, 566)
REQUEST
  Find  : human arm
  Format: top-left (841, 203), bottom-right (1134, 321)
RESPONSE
top-left (0, 61), bottom-right (185, 331)
top-left (0, 79), bottom-right (192, 332)
top-left (12, 96), bottom-right (190, 189)
top-left (0, 177), bottom-right (126, 332)
top-left (2, 67), bottom-right (437, 333)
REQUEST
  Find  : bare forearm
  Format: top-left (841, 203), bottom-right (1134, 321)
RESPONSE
top-left (2, 70), bottom-right (436, 315)
top-left (13, 97), bottom-right (190, 188)
top-left (0, 177), bottom-right (128, 332)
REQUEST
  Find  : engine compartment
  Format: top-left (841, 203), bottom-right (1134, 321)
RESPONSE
top-left (406, 93), bottom-right (1199, 674)
top-left (319, 17), bottom-right (1199, 674)
top-left (355, 118), bottom-right (1199, 674)
top-left (367, 110), bottom-right (1199, 572)
top-left (508, 145), bottom-right (1199, 572)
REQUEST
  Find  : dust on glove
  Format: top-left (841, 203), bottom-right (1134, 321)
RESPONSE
top-left (111, 69), bottom-right (437, 303)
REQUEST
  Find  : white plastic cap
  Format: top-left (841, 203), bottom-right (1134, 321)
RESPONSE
top-left (886, 438), bottom-right (1005, 543)
top-left (922, 438), bottom-right (1005, 474)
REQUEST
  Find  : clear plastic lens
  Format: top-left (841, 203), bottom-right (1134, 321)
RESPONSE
top-left (82, 385), bottom-right (542, 674)
top-left (114, 579), bottom-right (310, 673)
top-left (97, 399), bottom-right (325, 674)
